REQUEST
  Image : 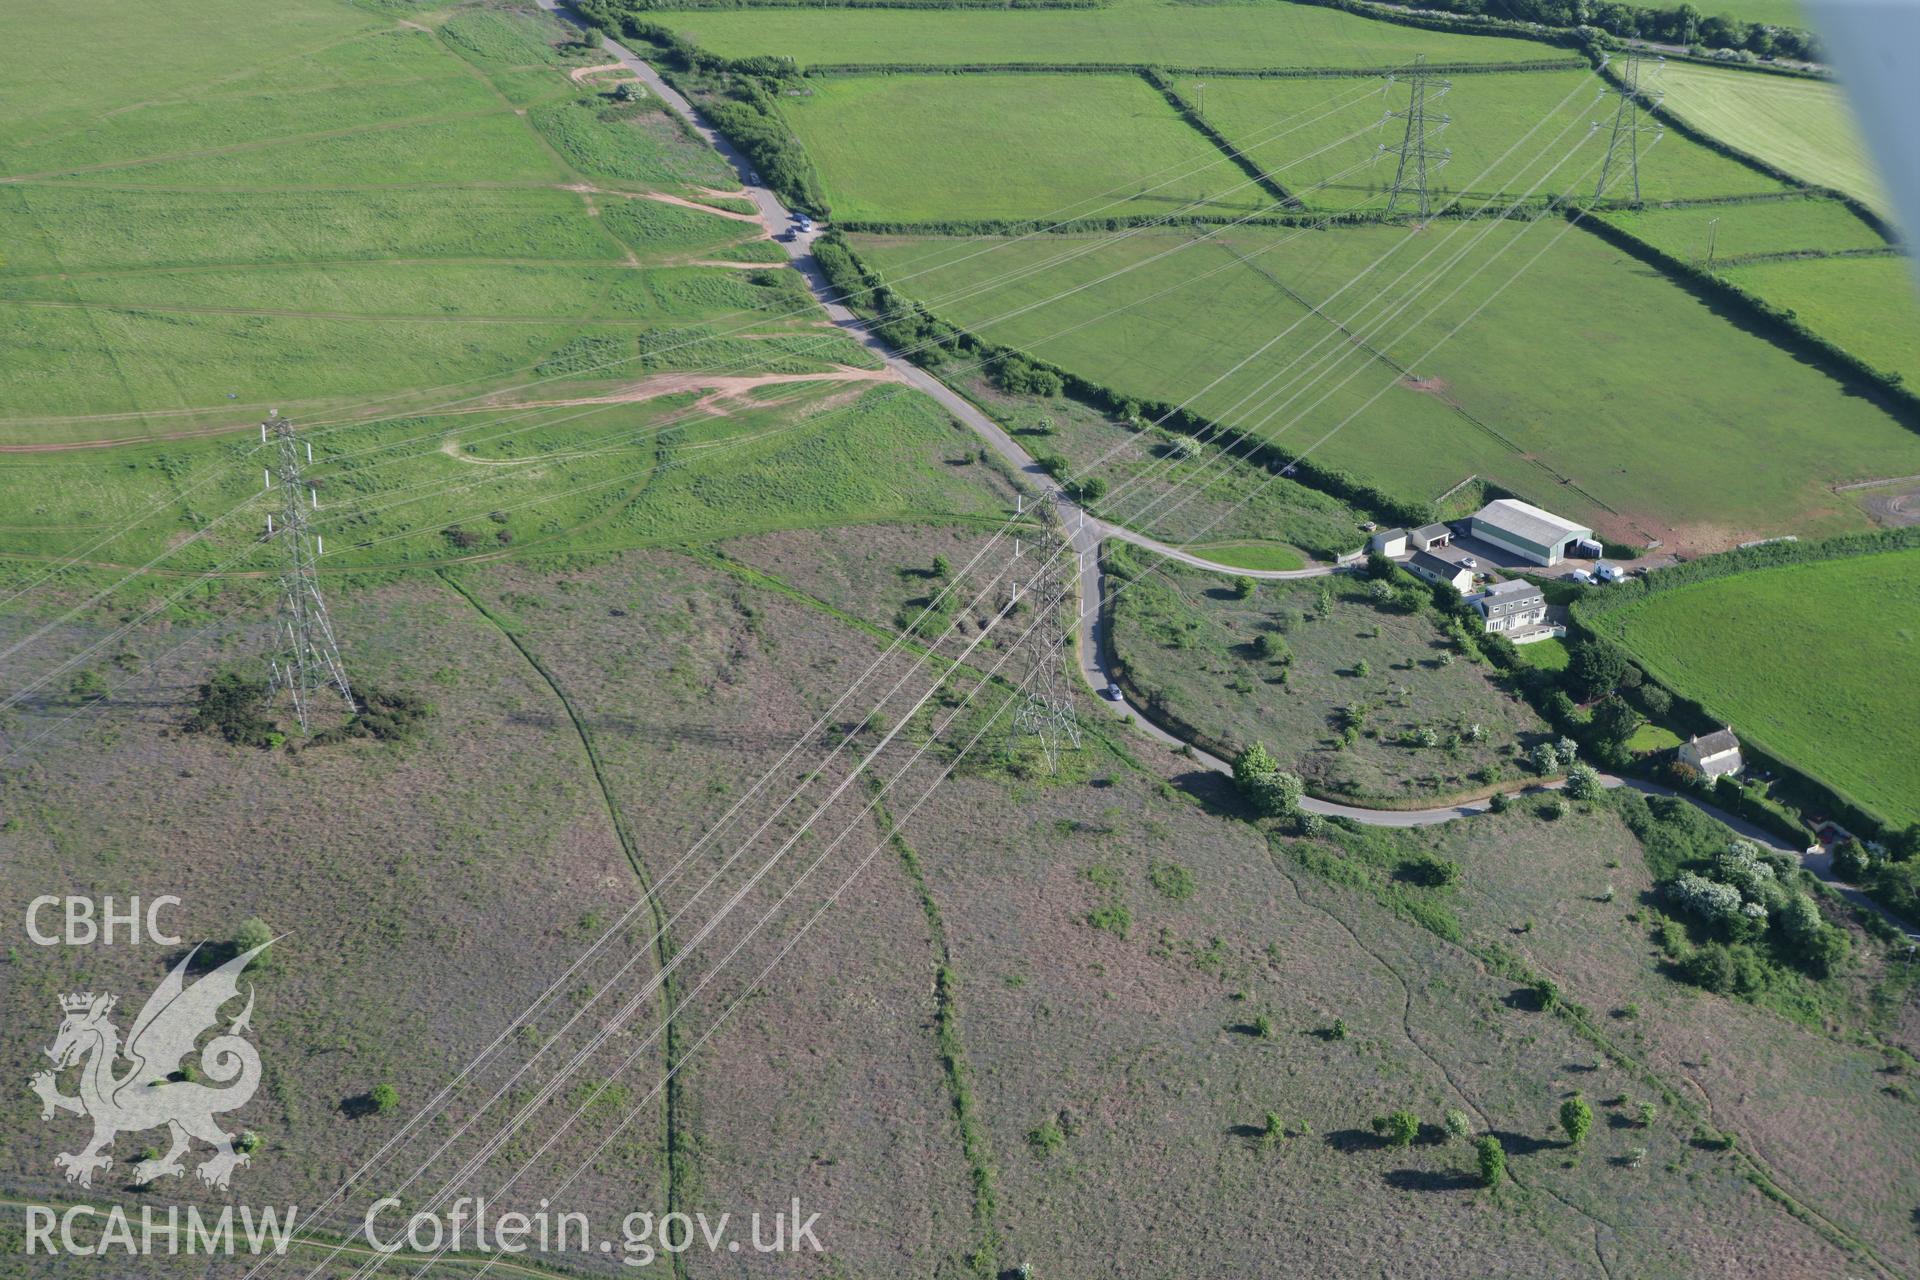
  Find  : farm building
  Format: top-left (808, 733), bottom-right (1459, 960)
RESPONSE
top-left (1678, 727), bottom-right (1744, 779)
top-left (1468, 499), bottom-right (1593, 567)
top-left (1368, 528), bottom-right (1409, 556)
top-left (1406, 549), bottom-right (1474, 593)
top-left (1410, 522), bottom-right (1452, 551)
top-left (1470, 580), bottom-right (1549, 634)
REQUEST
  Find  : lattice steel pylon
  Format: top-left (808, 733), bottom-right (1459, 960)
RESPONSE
top-left (1595, 53), bottom-right (1663, 204)
top-left (260, 413), bottom-right (355, 733)
top-left (1008, 521), bottom-right (1080, 772)
top-left (1382, 55), bottom-right (1452, 219)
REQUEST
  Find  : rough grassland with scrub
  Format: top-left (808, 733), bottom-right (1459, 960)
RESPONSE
top-left (1107, 543), bottom-right (1546, 800)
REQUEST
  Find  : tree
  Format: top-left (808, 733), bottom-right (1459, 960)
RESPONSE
top-left (930, 554), bottom-right (952, 580)
top-left (1476, 1135), bottom-right (1506, 1186)
top-left (1832, 839), bottom-right (1871, 882)
top-left (1365, 551), bottom-right (1396, 581)
top-left (1233, 575), bottom-right (1256, 600)
top-left (1372, 1110), bottom-right (1420, 1148)
top-left (1636, 1101), bottom-right (1657, 1129)
top-left (1444, 1109), bottom-right (1472, 1143)
top-left (370, 1083), bottom-right (399, 1115)
top-left (1253, 632), bottom-right (1290, 664)
top-left (1591, 695), bottom-right (1642, 745)
top-left (1560, 1094), bottom-right (1593, 1147)
top-left (1233, 743), bottom-right (1302, 819)
top-left (1567, 639), bottom-right (1628, 700)
top-left (1530, 742), bottom-right (1561, 776)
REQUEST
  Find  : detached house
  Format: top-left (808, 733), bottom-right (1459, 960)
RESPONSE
top-left (1406, 549), bottom-right (1474, 593)
top-left (1678, 727), bottom-right (1743, 779)
top-left (1470, 580), bottom-right (1548, 635)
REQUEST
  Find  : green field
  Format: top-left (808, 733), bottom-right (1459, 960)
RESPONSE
top-left (785, 74), bottom-right (1265, 222)
top-left (1189, 68), bottom-right (1791, 211)
top-left (1594, 548), bottom-right (1920, 825)
top-left (653, 0), bottom-right (1561, 70)
top-left (0, 5), bottom-right (805, 443)
top-left (854, 220), bottom-right (1920, 548)
top-left (1600, 197), bottom-right (1891, 262)
top-left (1724, 254), bottom-right (1920, 384)
top-left (1654, 61), bottom-right (1887, 215)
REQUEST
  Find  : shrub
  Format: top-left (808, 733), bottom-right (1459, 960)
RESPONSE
top-left (1401, 855), bottom-right (1461, 888)
top-left (232, 918), bottom-right (274, 970)
top-left (1560, 1094), bottom-right (1593, 1146)
top-left (1832, 839), bottom-right (1871, 882)
top-left (1027, 1118), bottom-right (1065, 1155)
top-left (1149, 860), bottom-right (1195, 901)
top-left (1252, 1013), bottom-right (1274, 1039)
top-left (1680, 943), bottom-right (1736, 993)
top-left (1087, 904), bottom-right (1131, 937)
top-left (184, 672), bottom-right (281, 749)
top-left (1565, 762), bottom-right (1603, 801)
top-left (1476, 1135), bottom-right (1507, 1186)
top-left (1489, 790), bottom-right (1511, 814)
top-left (1443, 1109), bottom-right (1471, 1143)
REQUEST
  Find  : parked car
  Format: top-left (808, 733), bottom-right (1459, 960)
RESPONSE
top-left (1567, 569), bottom-right (1595, 585)
top-left (1460, 556), bottom-right (1478, 569)
top-left (1103, 684), bottom-right (1124, 702)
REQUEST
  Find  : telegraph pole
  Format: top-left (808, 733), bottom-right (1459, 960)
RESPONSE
top-left (261, 413), bottom-right (355, 733)
top-left (1383, 55), bottom-right (1452, 219)
top-left (1595, 53), bottom-right (1664, 204)
top-left (1704, 214), bottom-right (1721, 269)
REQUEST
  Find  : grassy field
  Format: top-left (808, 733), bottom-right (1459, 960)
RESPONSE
top-left (1188, 68), bottom-right (1791, 211)
top-left (653, 0), bottom-right (1561, 70)
top-left (0, 8), bottom-right (785, 445)
top-left (1724, 254), bottom-right (1920, 384)
top-left (1108, 543), bottom-right (1547, 800)
top-left (1653, 61), bottom-right (1888, 215)
top-left (785, 74), bottom-right (1266, 223)
top-left (1591, 548), bottom-right (1920, 826)
top-left (1599, 197), bottom-right (1891, 262)
top-left (854, 221), bottom-right (1920, 549)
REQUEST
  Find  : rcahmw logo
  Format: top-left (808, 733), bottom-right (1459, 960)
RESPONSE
top-left (24, 1202), bottom-right (297, 1259)
top-left (29, 942), bottom-right (270, 1190)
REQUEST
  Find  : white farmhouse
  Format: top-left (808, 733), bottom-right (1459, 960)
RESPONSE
top-left (1678, 727), bottom-right (1744, 779)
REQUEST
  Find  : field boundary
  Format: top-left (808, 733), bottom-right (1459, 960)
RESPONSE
top-left (438, 569), bottom-right (692, 1272)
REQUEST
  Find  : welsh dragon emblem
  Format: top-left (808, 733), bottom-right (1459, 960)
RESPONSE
top-left (29, 943), bottom-right (268, 1190)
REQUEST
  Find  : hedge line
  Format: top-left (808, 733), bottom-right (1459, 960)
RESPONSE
top-left (801, 58), bottom-right (1588, 77)
top-left (818, 230), bottom-right (1437, 527)
top-left (1284, 0), bottom-right (1592, 51)
top-left (578, 6), bottom-right (836, 213)
top-left (1290, 0), bottom-right (1822, 63)
top-left (1577, 213), bottom-right (1920, 432)
top-left (1569, 527), bottom-right (1920, 840)
top-left (830, 192), bottom-right (1578, 236)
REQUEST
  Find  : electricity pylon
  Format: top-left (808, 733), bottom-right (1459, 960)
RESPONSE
top-left (1595, 53), bottom-right (1664, 203)
top-left (1383, 55), bottom-right (1452, 219)
top-left (261, 413), bottom-right (354, 733)
top-left (1009, 521), bottom-right (1080, 771)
